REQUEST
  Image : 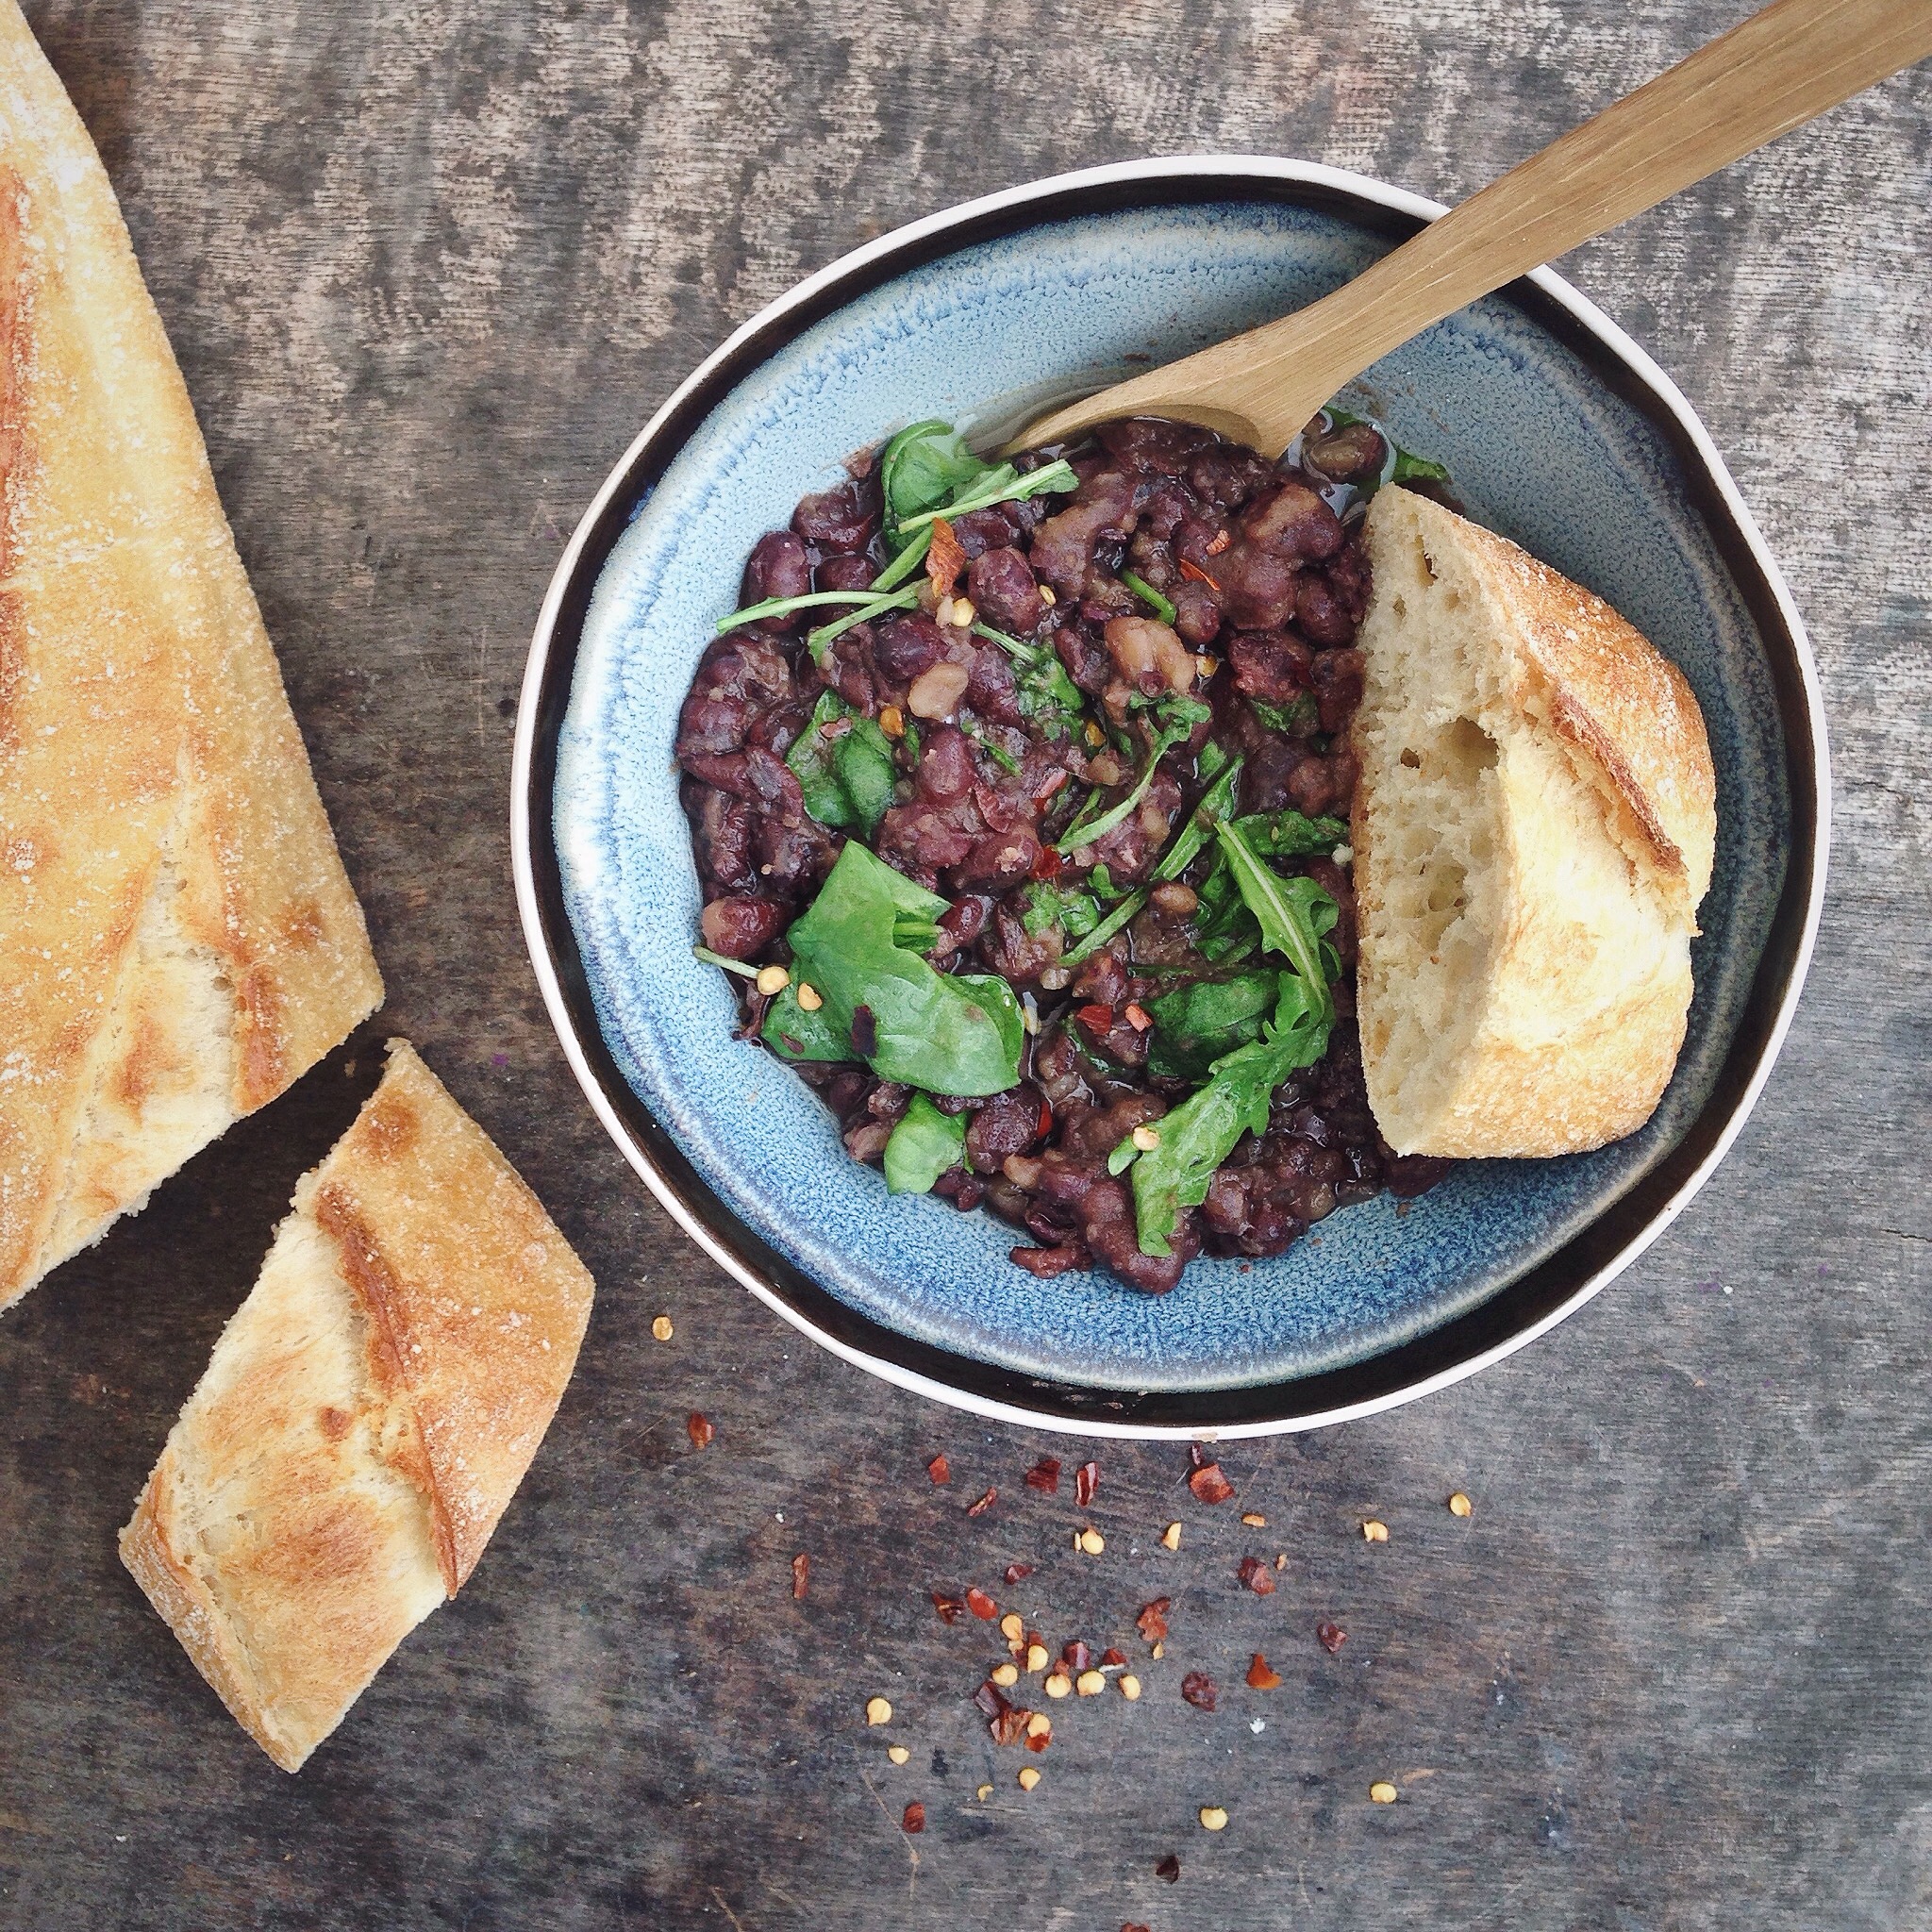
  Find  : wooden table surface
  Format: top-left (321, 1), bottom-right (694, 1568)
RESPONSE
top-left (4, 4), bottom-right (1928, 1927)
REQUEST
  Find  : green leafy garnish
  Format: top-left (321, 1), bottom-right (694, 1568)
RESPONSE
top-left (1056, 705), bottom-right (1206, 857)
top-left (879, 420), bottom-right (996, 547)
top-left (716, 588), bottom-right (912, 636)
top-left (763, 842), bottom-right (1023, 1097)
top-left (882, 1092), bottom-right (967, 1194)
top-left (1214, 820), bottom-right (1337, 1014)
top-left (1249, 693), bottom-right (1320, 737)
top-left (1228, 808), bottom-right (1347, 858)
top-left (1120, 571), bottom-right (1177, 625)
top-left (891, 458), bottom-right (1077, 539)
top-left (1391, 449), bottom-right (1451, 487)
top-left (974, 621), bottom-right (1087, 735)
top-left (1144, 971), bottom-right (1281, 1080)
top-left (805, 586), bottom-right (922, 663)
top-left (692, 945), bottom-right (760, 979)
top-left (1154, 758), bottom-right (1242, 884)
top-left (1059, 886), bottom-right (1147, 968)
top-left (786, 691), bottom-right (901, 835)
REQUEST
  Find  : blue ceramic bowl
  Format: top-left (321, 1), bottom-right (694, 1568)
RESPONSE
top-left (513, 159), bottom-right (1825, 1438)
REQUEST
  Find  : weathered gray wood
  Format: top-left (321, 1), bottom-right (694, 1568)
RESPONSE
top-left (2, 4), bottom-right (1927, 1927)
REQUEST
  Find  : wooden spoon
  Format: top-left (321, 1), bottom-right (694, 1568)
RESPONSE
top-left (1010, 0), bottom-right (1932, 455)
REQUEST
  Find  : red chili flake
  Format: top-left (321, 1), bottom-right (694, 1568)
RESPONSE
top-left (1124, 1924), bottom-right (1152, 1932)
top-left (965, 1586), bottom-right (998, 1621)
top-left (1122, 1003), bottom-right (1152, 1032)
top-left (973, 1679), bottom-right (1011, 1722)
top-left (926, 1452), bottom-right (952, 1484)
top-left (1316, 1621), bottom-right (1348, 1655)
top-left (1004, 1562), bottom-right (1035, 1586)
top-left (966, 1487), bottom-right (998, 1517)
top-left (1155, 1853), bottom-right (1182, 1883)
top-left (1136, 1597), bottom-right (1171, 1644)
top-left (991, 1705), bottom-right (1029, 1747)
top-left (1024, 1457), bottom-right (1062, 1494)
top-left (1025, 1727), bottom-right (1051, 1753)
top-left (1177, 558), bottom-right (1222, 592)
top-left (902, 1801), bottom-right (926, 1835)
top-left (1030, 841), bottom-right (1064, 879)
top-left (1188, 1460), bottom-right (1235, 1506)
top-left (1059, 1638), bottom-right (1092, 1676)
top-left (791, 1554), bottom-right (809, 1599)
top-left (1180, 1671), bottom-right (1218, 1711)
top-left (1204, 528), bottom-right (1231, 557)
top-left (1035, 1097), bottom-right (1055, 1140)
top-left (1238, 1555), bottom-right (1276, 1596)
top-left (1246, 1652), bottom-right (1282, 1690)
top-left (1100, 1647), bottom-right (1128, 1668)
top-left (926, 515), bottom-right (967, 598)
top-left (1189, 1443), bottom-right (1212, 1469)
top-left (686, 1412), bottom-right (715, 1450)
top-left (1075, 1002), bottom-right (1114, 1038)
top-left (1033, 768), bottom-right (1070, 808)
top-left (1074, 1459), bottom-right (1100, 1507)
top-left (932, 1592), bottom-right (968, 1624)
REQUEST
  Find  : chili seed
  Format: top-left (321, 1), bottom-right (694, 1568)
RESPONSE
top-left (650, 1315), bottom-right (674, 1342)
top-left (991, 1662), bottom-right (1019, 1689)
top-left (1370, 1781), bottom-right (1398, 1805)
top-left (1119, 1674), bottom-right (1141, 1700)
top-left (795, 982), bottom-right (824, 1012)
top-left (1018, 1767), bottom-right (1041, 1791)
top-left (1131, 1124), bottom-right (1160, 1151)
top-left (1241, 1511), bottom-right (1267, 1527)
top-left (1040, 586), bottom-right (1058, 606)
top-left (1448, 1491), bottom-right (1473, 1517)
top-left (1025, 1643), bottom-right (1050, 1673)
top-left (1362, 1519), bottom-right (1389, 1542)
top-left (1198, 1807), bottom-right (1228, 1832)
top-left (976, 1784), bottom-right (992, 1801)
top-left (1024, 1711), bottom-right (1051, 1740)
top-left (1044, 1674), bottom-right (1072, 1700)
top-left (865, 1697), bottom-right (892, 1725)
top-left (1077, 1527), bottom-right (1105, 1556)
top-left (879, 703), bottom-right (905, 738)
top-left (1161, 1522), bottom-right (1182, 1551)
top-left (887, 1744), bottom-right (910, 1766)
top-left (999, 1612), bottom-right (1024, 1641)
top-left (755, 964), bottom-right (790, 996)
top-left (1075, 1670), bottom-right (1106, 1697)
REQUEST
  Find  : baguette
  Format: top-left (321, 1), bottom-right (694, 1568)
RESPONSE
top-left (0, 3), bottom-right (382, 1311)
top-left (1350, 487), bottom-right (1717, 1158)
top-left (119, 1041), bottom-right (595, 1773)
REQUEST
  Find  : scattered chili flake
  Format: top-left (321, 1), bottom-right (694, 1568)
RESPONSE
top-left (965, 1586), bottom-right (998, 1621)
top-left (1181, 1672), bottom-right (1218, 1711)
top-left (1024, 1457), bottom-right (1062, 1494)
top-left (1136, 1598), bottom-right (1171, 1644)
top-left (902, 1801), bottom-right (926, 1835)
top-left (926, 1453), bottom-right (952, 1485)
top-left (991, 1698), bottom-right (1029, 1746)
top-left (1124, 1924), bottom-right (1152, 1932)
top-left (1123, 1002), bottom-right (1152, 1032)
top-left (686, 1412), bottom-right (715, 1450)
top-left (1241, 1511), bottom-right (1267, 1527)
top-left (1075, 1002), bottom-right (1114, 1039)
top-left (1025, 1724), bottom-right (1052, 1754)
top-left (974, 1678), bottom-right (1010, 1721)
top-left (931, 1592), bottom-right (968, 1624)
top-left (1004, 1562), bottom-right (1035, 1586)
top-left (791, 1554), bottom-right (809, 1599)
top-left (1316, 1621), bottom-right (1347, 1655)
top-left (1238, 1555), bottom-right (1276, 1597)
top-left (1155, 1852), bottom-right (1181, 1883)
top-left (1100, 1647), bottom-right (1128, 1668)
top-left (966, 1487), bottom-right (998, 1517)
top-left (1204, 527), bottom-right (1231, 556)
top-left (1074, 1459), bottom-right (1100, 1507)
top-left (1059, 1638), bottom-right (1093, 1676)
top-left (1178, 557), bottom-right (1222, 592)
top-left (1188, 1443), bottom-right (1212, 1469)
top-left (1189, 1461), bottom-right (1235, 1506)
top-left (1246, 1653), bottom-right (1282, 1690)
top-left (926, 516), bottom-right (967, 598)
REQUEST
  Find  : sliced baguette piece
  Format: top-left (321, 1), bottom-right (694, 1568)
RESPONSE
top-left (0, 3), bottom-right (382, 1312)
top-left (119, 1041), bottom-right (595, 1773)
top-left (1350, 486), bottom-right (1716, 1158)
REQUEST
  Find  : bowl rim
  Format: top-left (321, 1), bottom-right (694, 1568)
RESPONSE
top-left (511, 155), bottom-right (1829, 1441)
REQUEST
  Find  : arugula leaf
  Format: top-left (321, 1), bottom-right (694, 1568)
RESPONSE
top-left (1121, 570), bottom-right (1177, 625)
top-left (805, 585), bottom-right (922, 664)
top-left (1215, 821), bottom-right (1336, 1017)
top-left (786, 691), bottom-right (901, 835)
top-left (882, 1093), bottom-right (966, 1194)
top-left (1322, 407), bottom-right (1450, 494)
top-left (1154, 758), bottom-right (1242, 884)
top-left (767, 842), bottom-right (1023, 1097)
top-left (1058, 886), bottom-right (1147, 967)
top-left (1250, 692), bottom-right (1320, 737)
top-left (880, 421), bottom-right (995, 544)
top-left (1144, 971), bottom-right (1281, 1080)
top-left (1229, 808), bottom-right (1348, 858)
top-left (1391, 449), bottom-right (1451, 487)
top-left (1057, 713), bottom-right (1198, 856)
top-left (717, 587), bottom-right (915, 636)
top-left (1112, 971), bottom-right (1335, 1254)
top-left (891, 458), bottom-right (1077, 539)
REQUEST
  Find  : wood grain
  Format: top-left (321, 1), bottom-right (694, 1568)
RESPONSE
top-left (2, 4), bottom-right (1928, 1929)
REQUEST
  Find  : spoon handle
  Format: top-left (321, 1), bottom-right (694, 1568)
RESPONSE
top-left (1019, 0), bottom-right (1932, 453)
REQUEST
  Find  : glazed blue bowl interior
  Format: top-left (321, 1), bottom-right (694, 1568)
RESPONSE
top-left (553, 198), bottom-right (1786, 1394)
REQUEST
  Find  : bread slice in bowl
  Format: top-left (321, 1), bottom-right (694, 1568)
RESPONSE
top-left (1350, 486), bottom-right (1717, 1158)
top-left (119, 1041), bottom-right (595, 1773)
top-left (0, 3), bottom-right (382, 1312)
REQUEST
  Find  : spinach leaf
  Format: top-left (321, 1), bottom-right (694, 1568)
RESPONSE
top-left (1229, 808), bottom-right (1348, 858)
top-left (1249, 693), bottom-right (1320, 737)
top-left (1111, 971), bottom-right (1334, 1254)
top-left (1022, 878), bottom-right (1102, 941)
top-left (880, 420), bottom-right (995, 550)
top-left (762, 979), bottom-right (856, 1062)
top-left (882, 1093), bottom-right (966, 1194)
top-left (1391, 449), bottom-right (1451, 487)
top-left (770, 842), bottom-right (1023, 1097)
top-left (786, 691), bottom-right (901, 835)
top-left (1144, 971), bottom-right (1281, 1080)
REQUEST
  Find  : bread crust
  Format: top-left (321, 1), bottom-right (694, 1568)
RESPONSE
top-left (1351, 489), bottom-right (1717, 1159)
top-left (119, 1041), bottom-right (596, 1772)
top-left (0, 4), bottom-right (382, 1311)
